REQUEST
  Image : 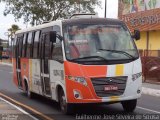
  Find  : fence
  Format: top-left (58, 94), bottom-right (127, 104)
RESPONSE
top-left (140, 50), bottom-right (160, 83)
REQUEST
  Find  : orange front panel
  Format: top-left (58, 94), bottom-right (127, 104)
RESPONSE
top-left (65, 79), bottom-right (101, 103)
top-left (64, 61), bottom-right (83, 76)
top-left (64, 61), bottom-right (107, 103)
top-left (81, 65), bottom-right (107, 77)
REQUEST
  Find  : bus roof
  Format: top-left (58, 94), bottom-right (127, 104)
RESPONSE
top-left (63, 18), bottom-right (123, 26)
top-left (16, 18), bottom-right (123, 34)
top-left (16, 20), bottom-right (62, 34)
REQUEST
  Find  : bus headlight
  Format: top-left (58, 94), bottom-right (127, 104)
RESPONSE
top-left (132, 72), bottom-right (142, 81)
top-left (68, 76), bottom-right (87, 86)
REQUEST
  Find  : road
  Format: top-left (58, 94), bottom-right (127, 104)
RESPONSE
top-left (0, 64), bottom-right (160, 120)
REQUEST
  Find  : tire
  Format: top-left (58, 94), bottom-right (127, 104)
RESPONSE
top-left (121, 99), bottom-right (137, 113)
top-left (59, 89), bottom-right (74, 114)
top-left (25, 82), bottom-right (34, 99)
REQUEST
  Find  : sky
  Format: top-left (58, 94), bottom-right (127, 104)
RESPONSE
top-left (0, 0), bottom-right (118, 40)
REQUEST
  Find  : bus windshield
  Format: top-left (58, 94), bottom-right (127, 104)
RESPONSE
top-left (63, 24), bottom-right (139, 63)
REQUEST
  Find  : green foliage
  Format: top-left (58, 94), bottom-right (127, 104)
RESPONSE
top-left (148, 0), bottom-right (157, 9)
top-left (8, 24), bottom-right (21, 38)
top-left (0, 0), bottom-right (101, 25)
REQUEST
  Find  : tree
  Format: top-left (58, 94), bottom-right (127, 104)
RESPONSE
top-left (0, 0), bottom-right (101, 25)
top-left (8, 24), bottom-right (21, 39)
top-left (8, 24), bottom-right (20, 47)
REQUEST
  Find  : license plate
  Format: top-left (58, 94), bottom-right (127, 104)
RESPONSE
top-left (104, 85), bottom-right (118, 91)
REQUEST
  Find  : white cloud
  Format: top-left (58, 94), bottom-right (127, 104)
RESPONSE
top-left (0, 0), bottom-right (118, 39)
top-left (96, 0), bottom-right (118, 18)
top-left (0, 3), bottom-right (26, 40)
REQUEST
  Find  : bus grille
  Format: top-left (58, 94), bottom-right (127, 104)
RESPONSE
top-left (91, 76), bottom-right (128, 97)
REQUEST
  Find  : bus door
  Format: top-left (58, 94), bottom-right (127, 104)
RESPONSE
top-left (16, 36), bottom-right (23, 88)
top-left (40, 31), bottom-right (52, 97)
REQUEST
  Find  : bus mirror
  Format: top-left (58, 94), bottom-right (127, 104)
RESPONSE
top-left (50, 31), bottom-right (57, 43)
top-left (133, 29), bottom-right (140, 40)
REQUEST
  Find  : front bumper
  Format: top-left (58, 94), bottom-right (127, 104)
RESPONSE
top-left (66, 76), bottom-right (142, 103)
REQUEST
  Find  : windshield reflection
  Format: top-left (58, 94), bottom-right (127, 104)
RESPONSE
top-left (63, 24), bottom-right (139, 62)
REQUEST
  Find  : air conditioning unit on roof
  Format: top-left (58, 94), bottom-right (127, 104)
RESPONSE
top-left (70, 13), bottom-right (98, 19)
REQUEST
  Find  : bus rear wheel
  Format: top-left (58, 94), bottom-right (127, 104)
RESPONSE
top-left (25, 81), bottom-right (34, 99)
top-left (59, 89), bottom-right (73, 114)
top-left (121, 99), bottom-right (137, 113)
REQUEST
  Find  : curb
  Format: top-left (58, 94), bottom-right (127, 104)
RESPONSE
top-left (142, 87), bottom-right (160, 97)
top-left (144, 81), bottom-right (160, 85)
top-left (0, 62), bottom-right (12, 66)
top-left (0, 92), bottom-right (54, 120)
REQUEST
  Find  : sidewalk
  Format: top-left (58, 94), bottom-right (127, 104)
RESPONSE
top-left (0, 97), bottom-right (37, 120)
top-left (142, 82), bottom-right (160, 97)
top-left (0, 59), bottom-right (12, 66)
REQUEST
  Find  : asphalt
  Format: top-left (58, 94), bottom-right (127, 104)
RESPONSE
top-left (0, 62), bottom-right (160, 120)
top-left (0, 97), bottom-right (37, 120)
top-left (143, 83), bottom-right (160, 90)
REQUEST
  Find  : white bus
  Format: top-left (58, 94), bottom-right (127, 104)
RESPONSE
top-left (12, 14), bottom-right (142, 114)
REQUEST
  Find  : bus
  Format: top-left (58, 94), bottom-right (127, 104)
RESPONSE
top-left (12, 14), bottom-right (142, 114)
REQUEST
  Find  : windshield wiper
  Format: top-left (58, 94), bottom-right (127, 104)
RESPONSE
top-left (71, 56), bottom-right (108, 62)
top-left (98, 49), bottom-right (135, 60)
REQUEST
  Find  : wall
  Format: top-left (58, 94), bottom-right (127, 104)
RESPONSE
top-left (135, 30), bottom-right (160, 50)
top-left (149, 30), bottom-right (160, 50)
top-left (135, 31), bottom-right (147, 50)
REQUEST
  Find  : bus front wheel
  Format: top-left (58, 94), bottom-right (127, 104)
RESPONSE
top-left (59, 89), bottom-right (73, 114)
top-left (121, 99), bottom-right (137, 113)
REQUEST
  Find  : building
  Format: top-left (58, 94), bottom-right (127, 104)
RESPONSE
top-left (118, 0), bottom-right (160, 82)
top-left (118, 0), bottom-right (160, 56)
top-left (0, 38), bottom-right (9, 59)
top-left (0, 38), bottom-right (8, 44)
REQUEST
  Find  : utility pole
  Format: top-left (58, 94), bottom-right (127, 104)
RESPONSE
top-left (78, 0), bottom-right (80, 13)
top-left (105, 0), bottom-right (107, 18)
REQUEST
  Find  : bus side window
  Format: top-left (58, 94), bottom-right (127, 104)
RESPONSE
top-left (15, 37), bottom-right (20, 58)
top-left (33, 31), bottom-right (40, 59)
top-left (52, 42), bottom-right (63, 62)
top-left (52, 25), bottom-right (63, 62)
top-left (13, 36), bottom-right (17, 58)
top-left (22, 33), bottom-right (28, 58)
top-left (19, 35), bottom-right (24, 57)
top-left (30, 32), bottom-right (35, 58)
top-left (26, 32), bottom-right (32, 58)
top-left (44, 33), bottom-right (51, 59)
top-left (39, 33), bottom-right (45, 59)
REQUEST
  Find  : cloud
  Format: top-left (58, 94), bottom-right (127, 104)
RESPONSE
top-left (0, 0), bottom-right (118, 39)
top-left (95, 0), bottom-right (118, 18)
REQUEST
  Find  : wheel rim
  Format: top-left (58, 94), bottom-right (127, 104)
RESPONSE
top-left (60, 91), bottom-right (66, 111)
top-left (26, 85), bottom-right (31, 97)
top-left (27, 89), bottom-right (30, 97)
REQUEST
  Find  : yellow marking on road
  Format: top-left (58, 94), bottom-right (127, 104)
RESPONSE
top-left (115, 65), bottom-right (124, 76)
top-left (0, 92), bottom-right (54, 120)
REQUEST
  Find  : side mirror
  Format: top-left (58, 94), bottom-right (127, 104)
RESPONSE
top-left (49, 31), bottom-right (63, 43)
top-left (133, 29), bottom-right (140, 40)
top-left (49, 31), bottom-right (57, 43)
